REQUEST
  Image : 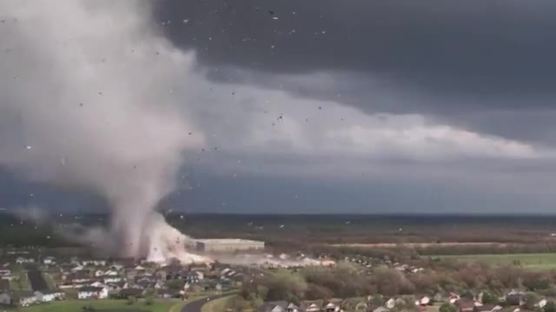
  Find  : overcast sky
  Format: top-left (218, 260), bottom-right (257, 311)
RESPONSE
top-left (2, 0), bottom-right (556, 214)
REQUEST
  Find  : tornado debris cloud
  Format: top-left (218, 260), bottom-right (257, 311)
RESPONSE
top-left (0, 0), bottom-right (208, 263)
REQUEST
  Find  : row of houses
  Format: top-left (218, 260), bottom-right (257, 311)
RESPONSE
top-left (0, 253), bottom-right (258, 308)
top-left (259, 289), bottom-right (551, 312)
top-left (0, 290), bottom-right (65, 307)
top-left (260, 299), bottom-right (352, 312)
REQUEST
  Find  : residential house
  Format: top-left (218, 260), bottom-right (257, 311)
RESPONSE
top-left (324, 299), bottom-right (342, 312)
top-left (385, 298), bottom-right (396, 309)
top-left (104, 269), bottom-right (119, 277)
top-left (341, 298), bottom-right (368, 312)
top-left (185, 271), bottom-right (203, 284)
top-left (536, 299), bottom-right (548, 309)
top-left (70, 264), bottom-right (85, 272)
top-left (82, 260), bottom-right (107, 266)
top-left (456, 299), bottom-right (478, 312)
top-left (373, 307), bottom-right (390, 312)
top-left (286, 302), bottom-right (302, 312)
top-left (102, 275), bottom-right (123, 284)
top-left (154, 280), bottom-right (164, 289)
top-left (65, 271), bottom-right (92, 284)
top-left (499, 307), bottom-right (520, 312)
top-left (90, 281), bottom-right (105, 288)
top-left (118, 287), bottom-right (143, 299)
top-left (17, 292), bottom-right (39, 307)
top-left (505, 291), bottom-right (526, 306)
top-left (474, 304), bottom-right (503, 312)
top-left (419, 296), bottom-right (431, 306)
top-left (135, 276), bottom-right (156, 289)
top-left (158, 289), bottom-right (181, 299)
top-left (163, 264), bottom-right (188, 280)
top-left (259, 301), bottom-right (288, 312)
top-left (15, 257), bottom-right (34, 264)
top-left (449, 293), bottom-right (461, 304)
top-left (106, 281), bottom-right (126, 295)
top-left (301, 300), bottom-right (323, 312)
top-left (35, 290), bottom-right (65, 303)
top-left (78, 286), bottom-right (108, 299)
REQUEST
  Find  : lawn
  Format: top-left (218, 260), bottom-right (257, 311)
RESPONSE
top-left (201, 296), bottom-right (235, 312)
top-left (42, 273), bottom-right (57, 290)
top-left (10, 268), bottom-right (31, 291)
top-left (432, 253), bottom-right (556, 270)
top-left (19, 299), bottom-right (182, 312)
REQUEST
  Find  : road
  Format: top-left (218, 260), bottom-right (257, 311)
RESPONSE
top-left (181, 293), bottom-right (233, 312)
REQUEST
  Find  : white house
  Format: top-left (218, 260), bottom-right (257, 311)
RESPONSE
top-left (82, 260), bottom-right (107, 267)
top-left (419, 296), bottom-right (431, 306)
top-left (15, 257), bottom-right (34, 264)
top-left (536, 299), bottom-right (548, 309)
top-left (18, 292), bottom-right (39, 307)
top-left (70, 265), bottom-right (84, 272)
top-left (78, 286), bottom-right (109, 300)
top-left (35, 290), bottom-right (65, 303)
top-left (103, 276), bottom-right (122, 284)
top-left (104, 269), bottom-right (119, 276)
top-left (324, 301), bottom-right (341, 312)
top-left (385, 298), bottom-right (396, 309)
top-left (90, 281), bottom-right (105, 288)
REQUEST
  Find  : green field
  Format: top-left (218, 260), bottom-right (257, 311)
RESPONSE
top-left (433, 253), bottom-right (556, 270)
top-left (201, 295), bottom-right (235, 312)
top-left (17, 299), bottom-right (182, 312)
top-left (10, 269), bottom-right (31, 291)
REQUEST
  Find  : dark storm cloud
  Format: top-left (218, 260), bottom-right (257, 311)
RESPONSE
top-left (155, 0), bottom-right (556, 102)
top-left (3, 0), bottom-right (556, 217)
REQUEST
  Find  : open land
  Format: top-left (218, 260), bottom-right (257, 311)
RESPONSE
top-left (16, 299), bottom-right (179, 312)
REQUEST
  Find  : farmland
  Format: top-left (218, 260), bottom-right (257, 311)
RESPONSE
top-left (431, 253), bottom-right (556, 270)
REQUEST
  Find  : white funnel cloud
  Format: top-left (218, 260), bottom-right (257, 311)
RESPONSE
top-left (0, 0), bottom-right (208, 263)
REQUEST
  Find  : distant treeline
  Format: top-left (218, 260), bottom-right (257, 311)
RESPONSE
top-left (0, 213), bottom-right (75, 247)
top-left (415, 243), bottom-right (556, 256)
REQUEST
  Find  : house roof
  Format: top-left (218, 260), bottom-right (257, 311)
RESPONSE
top-left (78, 286), bottom-right (104, 292)
top-left (41, 290), bottom-right (64, 295)
top-left (259, 301), bottom-right (288, 312)
top-left (374, 307), bottom-right (390, 312)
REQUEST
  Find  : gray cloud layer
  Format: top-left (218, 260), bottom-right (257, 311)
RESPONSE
top-left (2, 0), bottom-right (556, 214)
top-left (156, 0), bottom-right (556, 143)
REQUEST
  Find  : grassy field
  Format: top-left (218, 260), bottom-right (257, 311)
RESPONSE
top-left (17, 299), bottom-right (182, 312)
top-left (42, 273), bottom-right (57, 290)
top-left (201, 296), bottom-right (235, 312)
top-left (10, 267), bottom-right (30, 291)
top-left (433, 253), bottom-right (556, 270)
